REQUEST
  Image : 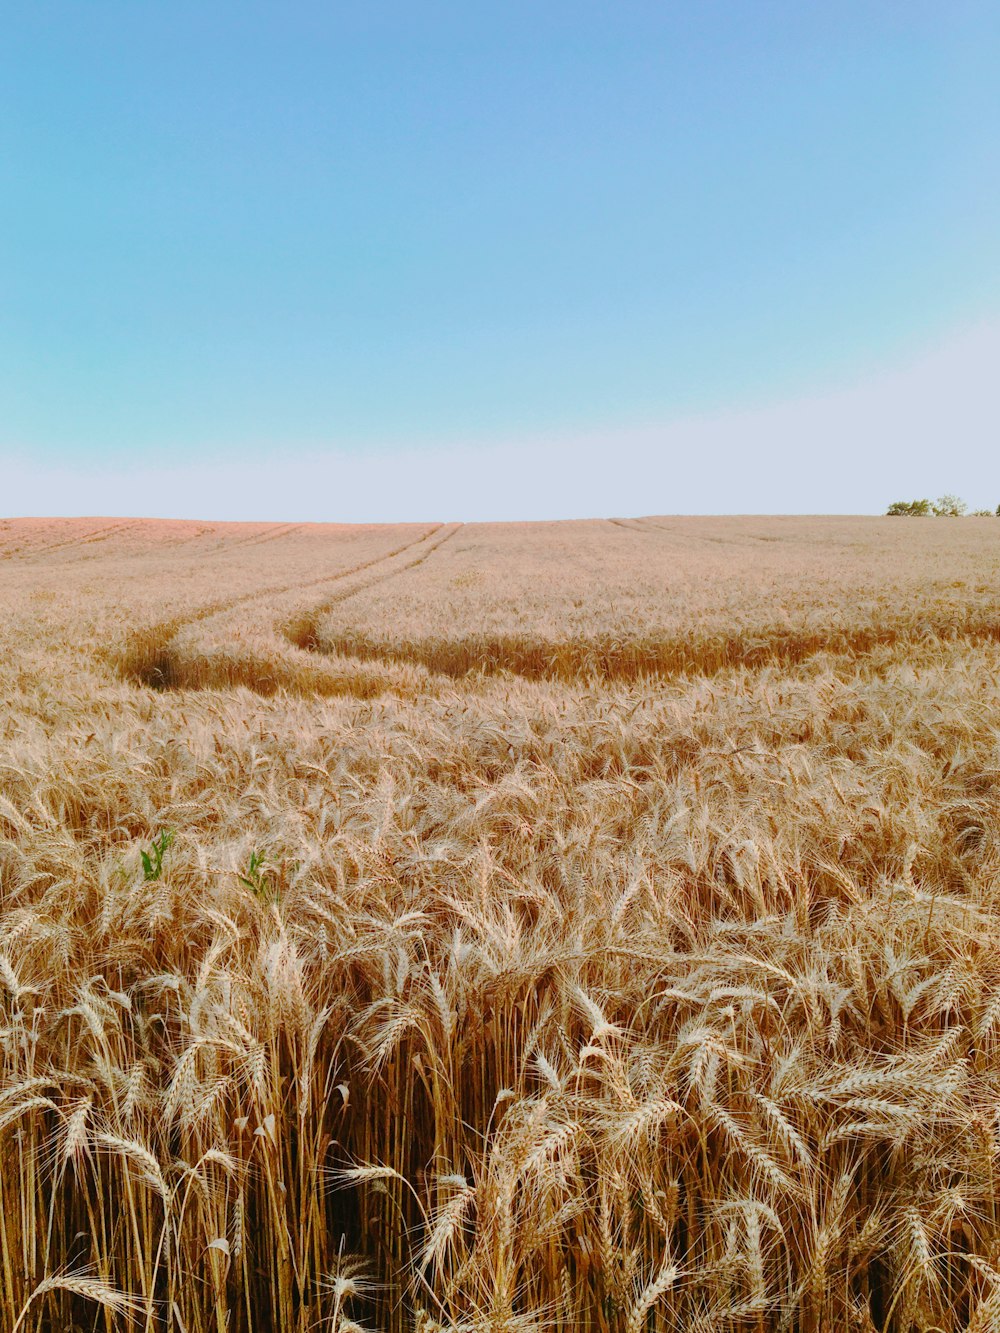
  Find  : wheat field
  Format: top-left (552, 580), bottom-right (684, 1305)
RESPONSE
top-left (2, 513), bottom-right (1000, 1331)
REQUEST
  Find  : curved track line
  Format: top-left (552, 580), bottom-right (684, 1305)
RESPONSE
top-left (116, 525), bottom-right (447, 687)
top-left (11, 520), bottom-right (140, 559)
top-left (167, 526), bottom-right (444, 632)
top-left (133, 522), bottom-right (464, 698)
top-left (313, 615), bottom-right (1000, 687)
top-left (635, 517), bottom-right (752, 547)
top-left (607, 517), bottom-right (658, 534)
top-left (284, 523), bottom-right (463, 649)
top-left (216, 522), bottom-right (305, 551)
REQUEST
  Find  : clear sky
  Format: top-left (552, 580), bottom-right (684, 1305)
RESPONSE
top-left (3, 2), bottom-right (999, 519)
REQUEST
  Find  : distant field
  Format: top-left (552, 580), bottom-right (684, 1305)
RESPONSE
top-left (3, 514), bottom-right (1000, 1331)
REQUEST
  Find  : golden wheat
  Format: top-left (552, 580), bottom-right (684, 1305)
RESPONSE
top-left (0, 514), bottom-right (999, 1329)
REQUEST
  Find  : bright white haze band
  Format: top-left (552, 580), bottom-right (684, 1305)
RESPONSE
top-left (5, 320), bottom-right (998, 523)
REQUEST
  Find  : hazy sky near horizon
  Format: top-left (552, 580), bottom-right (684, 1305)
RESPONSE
top-left (3, 3), bottom-right (999, 519)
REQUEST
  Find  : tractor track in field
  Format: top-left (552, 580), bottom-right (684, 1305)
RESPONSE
top-left (635, 517), bottom-right (776, 548)
top-left (607, 517), bottom-right (661, 535)
top-left (215, 523), bottom-right (306, 551)
top-left (115, 525), bottom-right (449, 688)
top-left (283, 523), bottom-right (463, 650)
top-left (313, 614), bottom-right (1000, 687)
top-left (4, 520), bottom-right (141, 560)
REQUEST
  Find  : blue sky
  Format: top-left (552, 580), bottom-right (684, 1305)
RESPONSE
top-left (3, 2), bottom-right (999, 518)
